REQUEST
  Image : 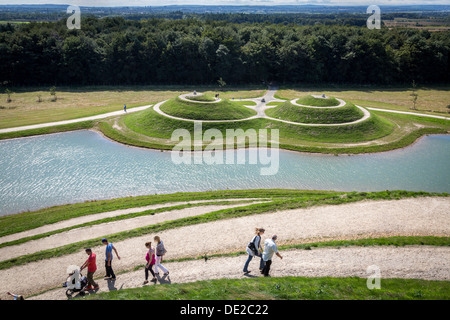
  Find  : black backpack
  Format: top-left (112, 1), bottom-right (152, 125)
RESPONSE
top-left (247, 236), bottom-right (259, 255)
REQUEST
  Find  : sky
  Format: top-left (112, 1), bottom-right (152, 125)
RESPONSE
top-left (0, 0), bottom-right (449, 7)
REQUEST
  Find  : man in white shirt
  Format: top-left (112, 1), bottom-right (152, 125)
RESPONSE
top-left (261, 234), bottom-right (283, 277)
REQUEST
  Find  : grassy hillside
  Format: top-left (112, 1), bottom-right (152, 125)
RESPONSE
top-left (265, 101), bottom-right (364, 124)
top-left (159, 98), bottom-right (257, 120)
top-left (294, 95), bottom-right (340, 107)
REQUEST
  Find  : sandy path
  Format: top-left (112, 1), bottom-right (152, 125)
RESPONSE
top-left (367, 107), bottom-right (450, 120)
top-left (1, 197), bottom-right (448, 300)
top-left (0, 201), bottom-right (267, 261)
top-left (29, 246), bottom-right (450, 300)
top-left (0, 198), bottom-right (265, 245)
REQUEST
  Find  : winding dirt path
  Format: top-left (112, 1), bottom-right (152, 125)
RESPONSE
top-left (1, 197), bottom-right (448, 300)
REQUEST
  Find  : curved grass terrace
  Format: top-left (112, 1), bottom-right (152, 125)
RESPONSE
top-left (293, 95), bottom-right (341, 107)
top-left (266, 101), bottom-right (365, 124)
top-left (159, 97), bottom-right (257, 120)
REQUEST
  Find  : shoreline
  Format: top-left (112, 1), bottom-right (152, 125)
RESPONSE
top-left (93, 124), bottom-right (449, 157)
top-left (0, 122), bottom-right (448, 156)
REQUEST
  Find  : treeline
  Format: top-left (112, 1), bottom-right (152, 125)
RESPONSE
top-left (0, 17), bottom-right (449, 87)
top-left (191, 13), bottom-right (368, 26)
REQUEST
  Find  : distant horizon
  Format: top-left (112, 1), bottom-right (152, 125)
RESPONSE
top-left (1, 1), bottom-right (450, 8)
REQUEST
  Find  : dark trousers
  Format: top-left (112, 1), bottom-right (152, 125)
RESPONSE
top-left (145, 264), bottom-right (155, 280)
top-left (105, 260), bottom-right (115, 279)
top-left (87, 271), bottom-right (98, 288)
top-left (262, 259), bottom-right (272, 276)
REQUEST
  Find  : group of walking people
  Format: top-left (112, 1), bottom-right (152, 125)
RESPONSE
top-left (76, 228), bottom-right (280, 295)
top-left (79, 235), bottom-right (169, 292)
top-left (243, 228), bottom-right (283, 277)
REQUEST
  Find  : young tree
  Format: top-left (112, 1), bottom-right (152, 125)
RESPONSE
top-left (410, 80), bottom-right (418, 110)
top-left (50, 86), bottom-right (57, 102)
top-left (217, 77), bottom-right (226, 90)
top-left (5, 88), bottom-right (12, 103)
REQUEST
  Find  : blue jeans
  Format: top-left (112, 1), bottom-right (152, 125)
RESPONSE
top-left (243, 252), bottom-right (265, 272)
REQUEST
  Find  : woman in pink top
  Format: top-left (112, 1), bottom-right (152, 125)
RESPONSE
top-left (144, 242), bottom-right (157, 284)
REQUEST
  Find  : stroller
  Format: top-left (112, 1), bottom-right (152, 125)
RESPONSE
top-left (63, 269), bottom-right (88, 298)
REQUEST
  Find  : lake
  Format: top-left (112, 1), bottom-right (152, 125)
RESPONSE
top-left (0, 130), bottom-right (449, 216)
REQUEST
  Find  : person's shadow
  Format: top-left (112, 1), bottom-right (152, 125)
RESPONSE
top-left (243, 273), bottom-right (258, 278)
top-left (107, 278), bottom-right (123, 291)
top-left (156, 273), bottom-right (171, 285)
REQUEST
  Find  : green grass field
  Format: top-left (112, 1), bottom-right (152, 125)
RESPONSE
top-left (84, 276), bottom-right (450, 300)
top-left (116, 106), bottom-right (394, 148)
top-left (159, 97), bottom-right (257, 120)
top-left (184, 94), bottom-right (217, 102)
top-left (293, 95), bottom-right (341, 107)
top-left (265, 101), bottom-right (364, 124)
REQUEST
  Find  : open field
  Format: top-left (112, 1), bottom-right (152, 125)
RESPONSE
top-left (0, 86), bottom-right (266, 129)
top-left (384, 18), bottom-right (450, 32)
top-left (0, 190), bottom-right (448, 300)
top-left (276, 86), bottom-right (450, 116)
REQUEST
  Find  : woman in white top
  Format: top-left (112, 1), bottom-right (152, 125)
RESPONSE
top-left (154, 236), bottom-right (169, 276)
top-left (243, 228), bottom-right (265, 274)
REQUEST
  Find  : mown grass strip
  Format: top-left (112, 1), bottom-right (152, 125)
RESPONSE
top-left (84, 275), bottom-right (450, 300)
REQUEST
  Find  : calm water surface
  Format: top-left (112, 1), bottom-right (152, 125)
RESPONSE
top-left (0, 130), bottom-right (449, 215)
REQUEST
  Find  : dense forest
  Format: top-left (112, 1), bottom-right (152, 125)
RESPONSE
top-left (0, 16), bottom-right (449, 87)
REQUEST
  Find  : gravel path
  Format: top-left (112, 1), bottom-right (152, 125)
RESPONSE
top-left (29, 246), bottom-right (450, 300)
top-left (0, 197), bottom-right (448, 300)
